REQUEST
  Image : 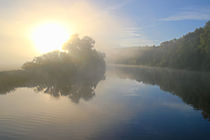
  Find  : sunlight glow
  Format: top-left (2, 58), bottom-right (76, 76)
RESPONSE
top-left (31, 22), bottom-right (71, 53)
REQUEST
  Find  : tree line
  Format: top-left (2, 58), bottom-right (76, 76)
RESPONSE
top-left (111, 21), bottom-right (210, 71)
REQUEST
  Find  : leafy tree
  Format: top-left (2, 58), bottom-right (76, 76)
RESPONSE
top-left (112, 21), bottom-right (210, 71)
top-left (22, 35), bottom-right (106, 77)
top-left (1, 35), bottom-right (106, 103)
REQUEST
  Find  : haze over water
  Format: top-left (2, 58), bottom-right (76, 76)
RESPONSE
top-left (1, 0), bottom-right (210, 140)
top-left (0, 66), bottom-right (210, 140)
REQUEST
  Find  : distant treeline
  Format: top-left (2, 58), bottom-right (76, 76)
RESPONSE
top-left (111, 21), bottom-right (210, 71)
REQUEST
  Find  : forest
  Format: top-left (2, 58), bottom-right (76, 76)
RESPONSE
top-left (111, 21), bottom-right (210, 71)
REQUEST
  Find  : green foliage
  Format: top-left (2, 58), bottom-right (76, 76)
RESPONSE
top-left (112, 21), bottom-right (210, 71)
top-left (0, 35), bottom-right (106, 103)
top-left (22, 35), bottom-right (106, 78)
top-left (200, 21), bottom-right (210, 53)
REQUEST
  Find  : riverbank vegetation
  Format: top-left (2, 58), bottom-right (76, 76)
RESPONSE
top-left (111, 21), bottom-right (210, 71)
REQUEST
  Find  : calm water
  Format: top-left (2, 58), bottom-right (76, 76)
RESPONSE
top-left (0, 65), bottom-right (210, 140)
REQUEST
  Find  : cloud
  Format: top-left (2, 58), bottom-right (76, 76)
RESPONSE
top-left (122, 27), bottom-right (143, 37)
top-left (119, 37), bottom-right (157, 47)
top-left (117, 26), bottom-right (159, 47)
top-left (161, 7), bottom-right (210, 21)
top-left (106, 0), bottom-right (132, 11)
top-left (102, 0), bottom-right (156, 47)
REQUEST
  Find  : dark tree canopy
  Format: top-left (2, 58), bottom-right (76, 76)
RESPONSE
top-left (63, 34), bottom-right (95, 51)
top-left (0, 35), bottom-right (106, 103)
top-left (111, 21), bottom-right (210, 71)
top-left (22, 35), bottom-right (106, 78)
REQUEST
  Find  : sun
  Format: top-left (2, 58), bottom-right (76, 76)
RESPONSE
top-left (30, 22), bottom-right (71, 53)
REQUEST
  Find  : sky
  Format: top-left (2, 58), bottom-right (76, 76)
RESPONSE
top-left (0, 0), bottom-right (210, 68)
top-left (93, 0), bottom-right (210, 45)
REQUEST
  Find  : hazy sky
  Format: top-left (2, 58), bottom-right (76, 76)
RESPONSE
top-left (0, 0), bottom-right (210, 68)
top-left (93, 0), bottom-right (210, 44)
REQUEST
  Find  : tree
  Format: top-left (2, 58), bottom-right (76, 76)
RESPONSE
top-left (111, 21), bottom-right (210, 71)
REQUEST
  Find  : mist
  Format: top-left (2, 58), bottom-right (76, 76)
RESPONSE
top-left (1, 1), bottom-right (210, 139)
top-left (0, 35), bottom-right (106, 102)
top-left (0, 1), bottom-right (146, 70)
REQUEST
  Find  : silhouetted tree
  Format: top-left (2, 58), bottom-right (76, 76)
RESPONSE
top-left (0, 35), bottom-right (106, 103)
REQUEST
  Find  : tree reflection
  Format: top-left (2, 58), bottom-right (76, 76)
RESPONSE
top-left (111, 65), bottom-right (210, 120)
top-left (0, 35), bottom-right (106, 103)
top-left (0, 69), bottom-right (105, 103)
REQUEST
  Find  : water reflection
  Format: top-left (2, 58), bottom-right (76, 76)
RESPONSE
top-left (110, 65), bottom-right (210, 120)
top-left (0, 69), bottom-right (105, 103)
top-left (1, 65), bottom-right (210, 120)
top-left (0, 65), bottom-right (210, 139)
